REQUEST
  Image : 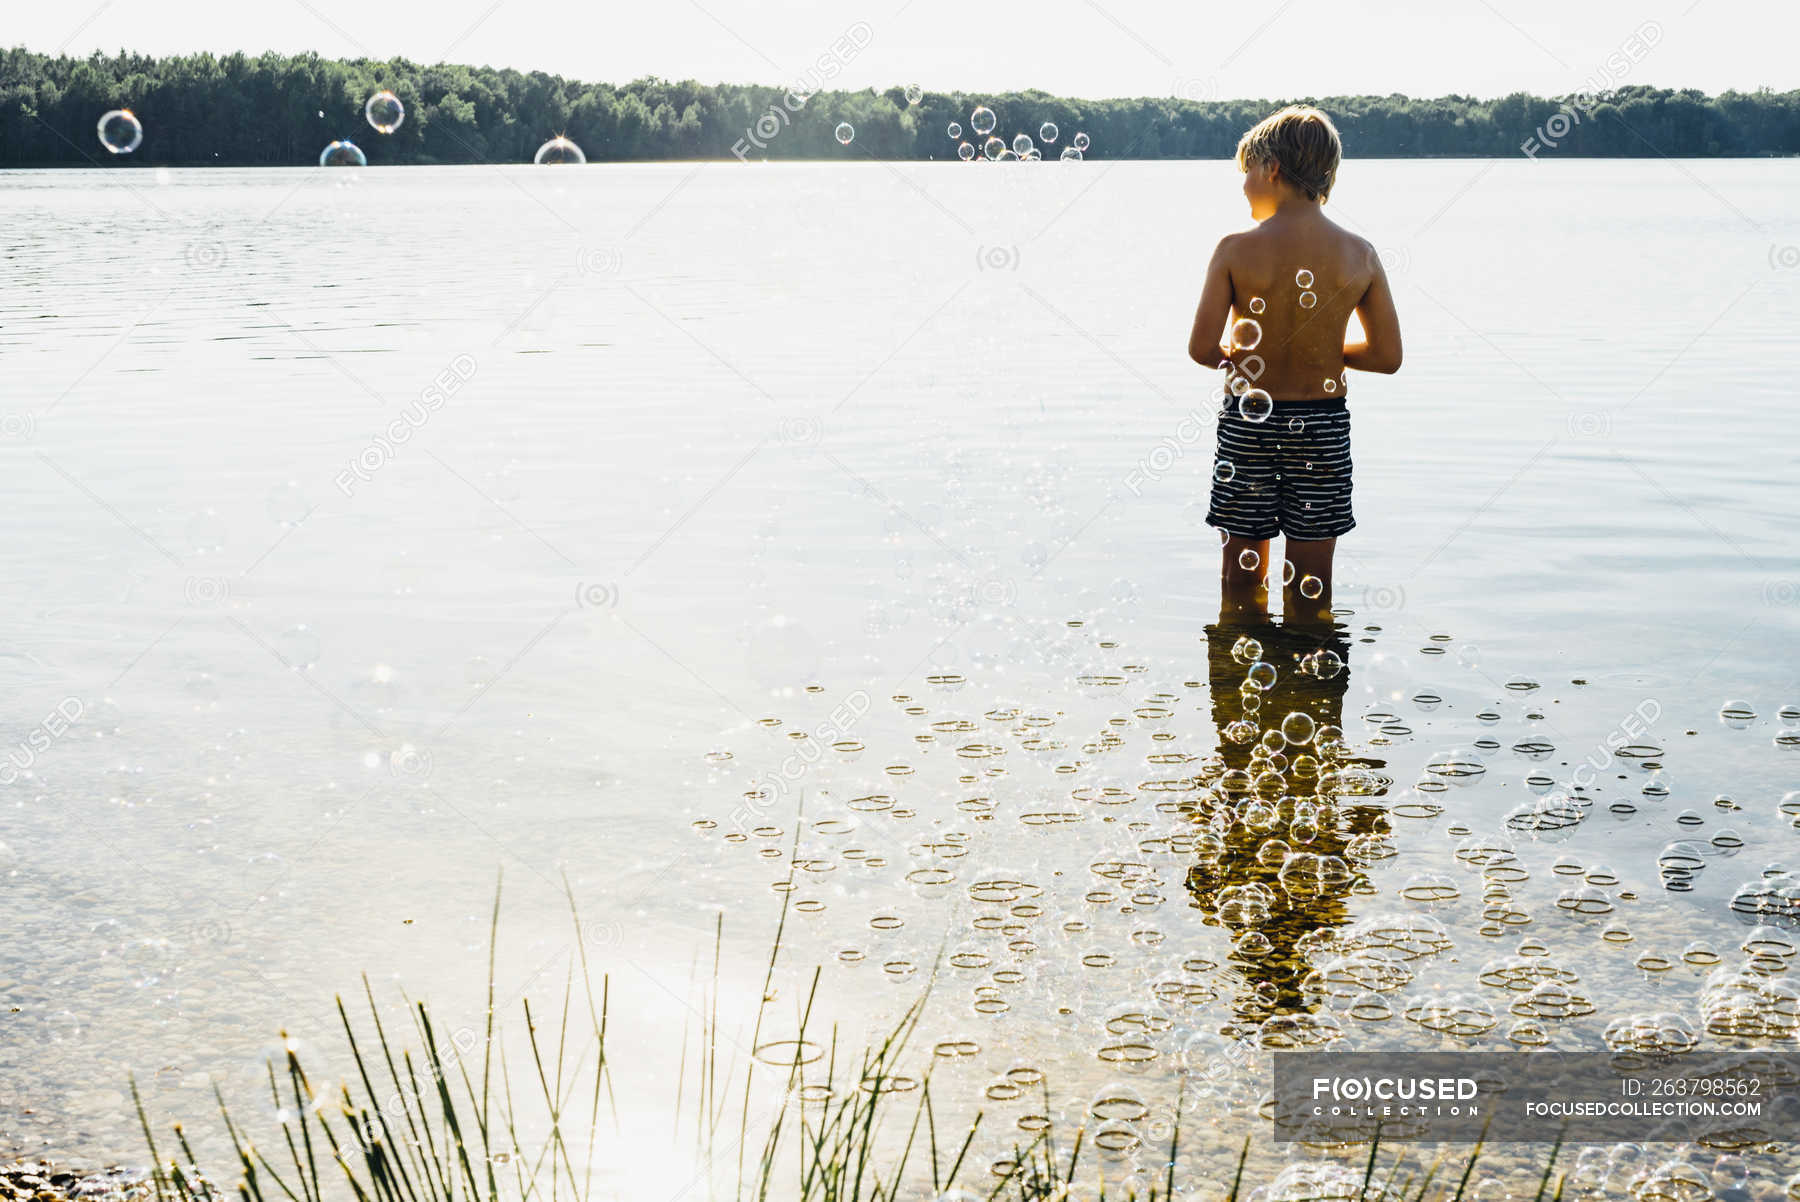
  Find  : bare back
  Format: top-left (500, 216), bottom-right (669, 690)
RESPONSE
top-left (1221, 212), bottom-right (1375, 400)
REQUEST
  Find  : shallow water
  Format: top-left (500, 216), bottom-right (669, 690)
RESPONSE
top-left (1, 160), bottom-right (1798, 1188)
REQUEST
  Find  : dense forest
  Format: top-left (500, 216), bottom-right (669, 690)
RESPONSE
top-left (3, 46), bottom-right (1798, 165)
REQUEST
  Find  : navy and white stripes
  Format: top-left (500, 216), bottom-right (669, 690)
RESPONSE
top-left (1206, 398), bottom-right (1356, 541)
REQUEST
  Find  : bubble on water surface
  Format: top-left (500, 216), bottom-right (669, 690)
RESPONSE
top-left (319, 140), bottom-right (366, 167)
top-left (534, 136), bottom-right (585, 164)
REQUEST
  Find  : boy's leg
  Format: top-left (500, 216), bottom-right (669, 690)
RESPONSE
top-left (1282, 537), bottom-right (1335, 622)
top-left (1221, 534), bottom-right (1271, 617)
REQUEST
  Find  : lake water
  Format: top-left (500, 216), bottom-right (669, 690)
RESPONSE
top-left (2, 160), bottom-right (1799, 1192)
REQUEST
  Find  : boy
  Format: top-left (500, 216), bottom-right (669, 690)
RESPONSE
top-left (1187, 105), bottom-right (1403, 619)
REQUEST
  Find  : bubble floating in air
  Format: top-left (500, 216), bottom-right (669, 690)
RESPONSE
top-left (947, 121), bottom-right (961, 139)
top-left (1011, 133), bottom-right (1034, 156)
top-left (1248, 296), bottom-right (1266, 314)
top-left (835, 122), bottom-right (855, 146)
top-left (1038, 122), bottom-right (1059, 143)
top-left (1059, 147), bottom-right (1082, 161)
top-left (1299, 291), bottom-right (1318, 309)
top-left (904, 84), bottom-right (923, 106)
top-left (1072, 131), bottom-right (1090, 151)
top-left (1230, 318), bottom-right (1262, 351)
top-left (1296, 268), bottom-right (1315, 288)
top-left (98, 109), bottom-right (143, 155)
top-left (364, 91), bottom-right (404, 134)
top-left (970, 106), bottom-right (997, 136)
top-left (1238, 389), bottom-right (1273, 423)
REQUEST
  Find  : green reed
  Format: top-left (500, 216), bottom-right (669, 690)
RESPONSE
top-left (128, 876), bottom-right (1554, 1202)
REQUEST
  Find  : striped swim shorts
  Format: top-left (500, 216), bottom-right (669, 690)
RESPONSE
top-left (1205, 398), bottom-right (1355, 541)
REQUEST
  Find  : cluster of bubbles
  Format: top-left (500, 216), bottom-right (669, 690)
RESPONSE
top-left (936, 105), bottom-right (1088, 163)
top-left (95, 90), bottom-right (587, 167)
top-left (1215, 266), bottom-right (1352, 419)
top-left (683, 589), bottom-right (1800, 1188)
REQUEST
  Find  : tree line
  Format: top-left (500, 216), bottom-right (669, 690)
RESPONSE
top-left (3, 46), bottom-right (1797, 166)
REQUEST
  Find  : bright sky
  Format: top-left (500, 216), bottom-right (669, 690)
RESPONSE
top-left (14, 0), bottom-right (1796, 99)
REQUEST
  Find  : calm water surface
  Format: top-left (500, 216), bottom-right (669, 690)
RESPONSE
top-left (1, 161), bottom-right (1797, 1181)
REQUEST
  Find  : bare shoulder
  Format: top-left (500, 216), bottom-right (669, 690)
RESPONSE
top-left (1338, 226), bottom-right (1381, 273)
top-left (1211, 229), bottom-right (1250, 263)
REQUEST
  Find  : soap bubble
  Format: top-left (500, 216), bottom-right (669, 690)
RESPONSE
top-left (1072, 131), bottom-right (1090, 151)
top-left (364, 90), bottom-right (404, 134)
top-left (533, 137), bottom-right (585, 164)
top-left (947, 121), bottom-right (961, 138)
top-left (983, 137), bottom-right (1005, 161)
top-left (835, 123), bottom-right (855, 146)
top-left (1011, 133), bottom-right (1034, 155)
top-left (1238, 390), bottom-right (1273, 423)
top-left (1299, 291), bottom-right (1318, 309)
top-left (98, 109), bottom-right (143, 155)
top-left (1248, 296), bottom-right (1266, 314)
top-left (1214, 459), bottom-right (1235, 484)
top-left (904, 84), bottom-right (923, 105)
top-left (1281, 712), bottom-right (1316, 746)
top-left (970, 106), bottom-right (998, 135)
top-left (319, 140), bottom-right (367, 167)
top-left (1230, 318), bottom-right (1263, 350)
top-left (1323, 377), bottom-right (1337, 394)
top-left (958, 141), bottom-right (975, 161)
top-left (1238, 549), bottom-right (1261, 572)
top-left (1299, 575), bottom-right (1324, 599)
top-left (1295, 268), bottom-right (1315, 288)
top-left (1059, 147), bottom-right (1082, 161)
top-left (1039, 122), bottom-right (1059, 143)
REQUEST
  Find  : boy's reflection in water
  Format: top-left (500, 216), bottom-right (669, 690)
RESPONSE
top-left (1185, 610), bottom-right (1390, 1031)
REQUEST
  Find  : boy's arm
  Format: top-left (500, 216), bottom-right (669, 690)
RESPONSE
top-left (1344, 246), bottom-right (1403, 374)
top-left (1187, 237), bottom-right (1236, 369)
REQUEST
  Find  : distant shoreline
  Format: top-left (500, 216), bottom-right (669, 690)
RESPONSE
top-left (3, 152), bottom-right (1797, 171)
top-left (4, 48), bottom-right (1797, 167)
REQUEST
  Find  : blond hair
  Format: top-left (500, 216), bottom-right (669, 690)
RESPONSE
top-left (1235, 105), bottom-right (1342, 202)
